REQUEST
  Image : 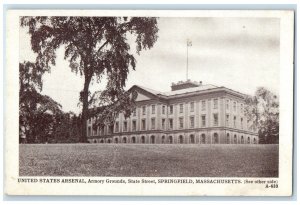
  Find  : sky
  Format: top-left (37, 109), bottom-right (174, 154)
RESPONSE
top-left (19, 17), bottom-right (280, 114)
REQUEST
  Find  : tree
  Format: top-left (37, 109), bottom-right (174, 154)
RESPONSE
top-left (19, 61), bottom-right (62, 143)
top-left (21, 17), bottom-right (159, 142)
top-left (244, 87), bottom-right (279, 144)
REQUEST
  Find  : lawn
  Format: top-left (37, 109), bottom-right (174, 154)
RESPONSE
top-left (19, 144), bottom-right (278, 177)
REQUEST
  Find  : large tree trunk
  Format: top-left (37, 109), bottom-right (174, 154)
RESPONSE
top-left (80, 76), bottom-right (91, 143)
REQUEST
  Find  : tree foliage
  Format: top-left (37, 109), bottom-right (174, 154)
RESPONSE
top-left (244, 87), bottom-right (279, 144)
top-left (21, 16), bottom-right (159, 142)
top-left (19, 61), bottom-right (63, 143)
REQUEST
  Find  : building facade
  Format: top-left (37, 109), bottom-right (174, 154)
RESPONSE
top-left (87, 80), bottom-right (258, 144)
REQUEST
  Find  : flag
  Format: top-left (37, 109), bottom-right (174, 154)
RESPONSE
top-left (187, 39), bottom-right (192, 47)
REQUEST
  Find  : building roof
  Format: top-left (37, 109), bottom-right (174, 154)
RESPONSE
top-left (132, 83), bottom-right (246, 99)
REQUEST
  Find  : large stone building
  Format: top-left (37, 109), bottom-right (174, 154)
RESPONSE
top-left (87, 80), bottom-right (258, 144)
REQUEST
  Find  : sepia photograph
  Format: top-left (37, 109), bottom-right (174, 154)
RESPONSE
top-left (5, 9), bottom-right (294, 196)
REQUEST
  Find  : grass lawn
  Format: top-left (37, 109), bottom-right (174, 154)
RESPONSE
top-left (19, 144), bottom-right (278, 177)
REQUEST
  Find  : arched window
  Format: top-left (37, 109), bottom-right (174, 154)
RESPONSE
top-left (107, 139), bottom-right (111, 143)
top-left (179, 135), bottom-right (184, 144)
top-left (247, 137), bottom-right (250, 144)
top-left (93, 139), bottom-right (97, 143)
top-left (190, 134), bottom-right (195, 144)
top-left (161, 136), bottom-right (165, 144)
top-left (201, 134), bottom-right (206, 144)
top-left (141, 136), bottom-right (145, 144)
top-left (214, 133), bottom-right (219, 144)
top-left (253, 138), bottom-right (257, 144)
top-left (123, 137), bottom-right (127, 143)
top-left (169, 136), bottom-right (173, 144)
top-left (100, 139), bottom-right (104, 143)
top-left (151, 135), bottom-right (155, 144)
top-left (226, 133), bottom-right (230, 144)
top-left (241, 136), bottom-right (244, 144)
top-left (114, 138), bottom-right (118, 143)
top-left (132, 136), bottom-right (136, 143)
top-left (234, 135), bottom-right (237, 144)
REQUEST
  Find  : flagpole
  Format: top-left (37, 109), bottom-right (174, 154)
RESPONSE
top-left (186, 40), bottom-right (189, 81)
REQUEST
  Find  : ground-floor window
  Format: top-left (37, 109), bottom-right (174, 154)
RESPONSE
top-left (151, 135), bottom-right (155, 144)
top-left (190, 134), bottom-right (195, 144)
top-left (93, 139), bottom-right (97, 143)
top-left (141, 136), bottom-right (145, 144)
top-left (107, 139), bottom-right (111, 143)
top-left (132, 136), bottom-right (136, 143)
top-left (241, 136), bottom-right (244, 144)
top-left (161, 136), bottom-right (165, 144)
top-left (179, 135), bottom-right (184, 144)
top-left (247, 137), bottom-right (250, 144)
top-left (253, 138), bottom-right (257, 144)
top-left (226, 133), bottom-right (230, 144)
top-left (114, 138), bottom-right (118, 143)
top-left (100, 139), bottom-right (104, 143)
top-left (234, 135), bottom-right (237, 144)
top-left (169, 136), bottom-right (173, 144)
top-left (201, 134), bottom-right (206, 144)
top-left (123, 137), bottom-right (127, 143)
top-left (213, 133), bottom-right (218, 144)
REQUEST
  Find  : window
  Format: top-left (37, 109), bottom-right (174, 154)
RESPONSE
top-left (247, 137), bottom-right (250, 144)
top-left (226, 100), bottom-right (229, 110)
top-left (201, 101), bottom-right (206, 111)
top-left (162, 105), bottom-right (165, 114)
top-left (233, 116), bottom-right (237, 128)
top-left (151, 118), bottom-right (155, 130)
top-left (201, 134), bottom-right (206, 144)
top-left (201, 115), bottom-right (206, 127)
top-left (88, 127), bottom-right (91, 136)
top-left (141, 136), bottom-right (145, 143)
top-left (226, 133), bottom-right (230, 144)
top-left (114, 138), bottom-right (118, 143)
top-left (169, 105), bottom-right (173, 114)
top-left (233, 102), bottom-right (237, 111)
top-left (190, 116), bottom-right (195, 128)
top-left (123, 137), bottom-right (127, 143)
top-left (152, 105), bottom-right (155, 114)
top-left (241, 136), bottom-right (244, 144)
top-left (234, 135), bottom-right (237, 144)
top-left (169, 119), bottom-right (173, 129)
top-left (133, 108), bottom-right (137, 117)
top-left (162, 118), bottom-right (165, 130)
top-left (213, 114), bottom-right (218, 126)
top-left (141, 119), bottom-right (146, 130)
top-left (213, 99), bottom-right (218, 109)
top-left (179, 135), bottom-right (184, 144)
top-left (226, 114), bottom-right (230, 126)
top-left (179, 117), bottom-right (184, 129)
top-left (132, 136), bottom-right (136, 143)
top-left (123, 121), bottom-right (127, 132)
top-left (241, 118), bottom-right (243, 129)
top-left (190, 135), bottom-right (195, 144)
top-left (132, 120), bottom-right (136, 131)
top-left (179, 104), bottom-right (184, 113)
top-left (190, 102), bottom-right (195, 112)
top-left (142, 106), bottom-right (146, 115)
top-left (213, 133), bottom-right (219, 144)
top-left (115, 122), bottom-right (119, 133)
top-left (151, 135), bottom-right (155, 144)
top-left (168, 136), bottom-right (173, 144)
top-left (108, 125), bottom-right (113, 134)
top-left (161, 136), bottom-right (165, 144)
top-left (100, 126), bottom-right (104, 135)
